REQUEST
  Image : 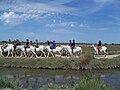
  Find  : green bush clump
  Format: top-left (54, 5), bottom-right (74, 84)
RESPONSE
top-left (0, 78), bottom-right (14, 88)
top-left (75, 76), bottom-right (111, 90)
top-left (80, 52), bottom-right (94, 65)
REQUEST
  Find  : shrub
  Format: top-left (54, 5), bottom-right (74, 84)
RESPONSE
top-left (80, 52), bottom-right (94, 65)
top-left (75, 76), bottom-right (111, 90)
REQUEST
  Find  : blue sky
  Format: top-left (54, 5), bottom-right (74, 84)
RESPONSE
top-left (0, 0), bottom-right (120, 43)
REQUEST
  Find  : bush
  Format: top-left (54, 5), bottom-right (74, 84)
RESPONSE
top-left (75, 76), bottom-right (111, 90)
top-left (80, 52), bottom-right (94, 65)
top-left (0, 78), bottom-right (14, 88)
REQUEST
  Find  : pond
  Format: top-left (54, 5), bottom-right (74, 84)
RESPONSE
top-left (0, 67), bottom-right (120, 90)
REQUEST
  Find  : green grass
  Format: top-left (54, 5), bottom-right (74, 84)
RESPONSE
top-left (0, 51), bottom-right (120, 70)
top-left (0, 76), bottom-right (111, 90)
top-left (0, 77), bottom-right (22, 90)
top-left (75, 76), bottom-right (111, 90)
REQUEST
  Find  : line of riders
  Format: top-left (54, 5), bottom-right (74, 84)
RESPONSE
top-left (3, 39), bottom-right (76, 53)
top-left (2, 39), bottom-right (104, 57)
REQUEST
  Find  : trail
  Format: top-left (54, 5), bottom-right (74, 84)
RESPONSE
top-left (94, 54), bottom-right (120, 59)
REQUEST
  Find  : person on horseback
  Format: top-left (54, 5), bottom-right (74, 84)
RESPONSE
top-left (8, 39), bottom-right (12, 44)
top-left (47, 40), bottom-right (50, 46)
top-left (14, 39), bottom-right (21, 50)
top-left (71, 40), bottom-right (75, 53)
top-left (24, 39), bottom-right (30, 51)
top-left (30, 41), bottom-right (33, 45)
top-left (69, 40), bottom-right (72, 48)
top-left (50, 40), bottom-right (56, 49)
top-left (97, 40), bottom-right (102, 55)
top-left (35, 40), bottom-right (39, 48)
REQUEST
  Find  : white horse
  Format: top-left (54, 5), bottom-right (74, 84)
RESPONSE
top-left (91, 45), bottom-right (107, 57)
top-left (45, 46), bottom-right (62, 57)
top-left (61, 45), bottom-right (72, 56)
top-left (0, 45), bottom-right (3, 57)
top-left (61, 45), bottom-right (82, 56)
top-left (35, 45), bottom-right (46, 57)
top-left (74, 47), bottom-right (82, 56)
top-left (16, 45), bottom-right (38, 58)
top-left (2, 44), bottom-right (14, 57)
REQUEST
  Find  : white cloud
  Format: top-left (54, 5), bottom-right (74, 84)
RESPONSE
top-left (0, 12), bottom-right (24, 25)
top-left (0, 0), bottom-right (117, 26)
top-left (51, 29), bottom-right (77, 34)
top-left (0, 0), bottom-right (75, 25)
top-left (46, 21), bottom-right (80, 28)
top-left (0, 11), bottom-right (44, 25)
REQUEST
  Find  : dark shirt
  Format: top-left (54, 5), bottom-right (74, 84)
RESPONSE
top-left (16, 41), bottom-right (21, 45)
top-left (47, 41), bottom-right (50, 45)
top-left (26, 42), bottom-right (29, 45)
top-left (51, 42), bottom-right (56, 49)
top-left (72, 42), bottom-right (75, 46)
top-left (98, 41), bottom-right (102, 46)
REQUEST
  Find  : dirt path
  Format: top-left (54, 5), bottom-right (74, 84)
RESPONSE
top-left (94, 54), bottom-right (120, 59)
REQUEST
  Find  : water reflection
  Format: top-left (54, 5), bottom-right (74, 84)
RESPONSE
top-left (0, 67), bottom-right (120, 90)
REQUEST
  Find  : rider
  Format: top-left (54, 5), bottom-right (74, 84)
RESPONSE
top-left (14, 39), bottom-right (21, 50)
top-left (50, 40), bottom-right (56, 49)
top-left (97, 40), bottom-right (102, 55)
top-left (8, 39), bottom-right (12, 44)
top-left (30, 41), bottom-right (33, 45)
top-left (71, 40), bottom-right (75, 53)
top-left (35, 40), bottom-right (39, 48)
top-left (47, 40), bottom-right (50, 46)
top-left (69, 40), bottom-right (72, 48)
top-left (24, 39), bottom-right (30, 51)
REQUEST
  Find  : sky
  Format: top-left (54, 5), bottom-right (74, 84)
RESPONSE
top-left (0, 0), bottom-right (120, 44)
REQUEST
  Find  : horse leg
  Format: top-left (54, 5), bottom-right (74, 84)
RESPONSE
top-left (20, 52), bottom-right (23, 57)
top-left (24, 51), bottom-right (27, 57)
top-left (42, 50), bottom-right (46, 57)
top-left (14, 51), bottom-right (16, 57)
top-left (40, 52), bottom-right (42, 57)
top-left (51, 52), bottom-right (54, 57)
top-left (66, 51), bottom-right (68, 57)
top-left (30, 53), bottom-right (34, 58)
top-left (40, 51), bottom-right (43, 57)
top-left (33, 51), bottom-right (38, 58)
top-left (47, 52), bottom-right (49, 57)
top-left (7, 51), bottom-right (10, 57)
top-left (11, 51), bottom-right (14, 57)
top-left (58, 51), bottom-right (61, 56)
top-left (104, 51), bottom-right (106, 57)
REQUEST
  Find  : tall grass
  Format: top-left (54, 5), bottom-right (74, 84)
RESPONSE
top-left (80, 51), bottom-right (94, 65)
top-left (0, 76), bottom-right (111, 90)
top-left (0, 77), bottom-right (22, 90)
top-left (75, 76), bottom-right (111, 90)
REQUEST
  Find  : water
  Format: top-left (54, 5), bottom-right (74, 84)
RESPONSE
top-left (0, 67), bottom-right (120, 90)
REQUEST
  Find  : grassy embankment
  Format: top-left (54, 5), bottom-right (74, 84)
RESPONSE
top-left (0, 51), bottom-right (120, 70)
top-left (0, 76), bottom-right (111, 90)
